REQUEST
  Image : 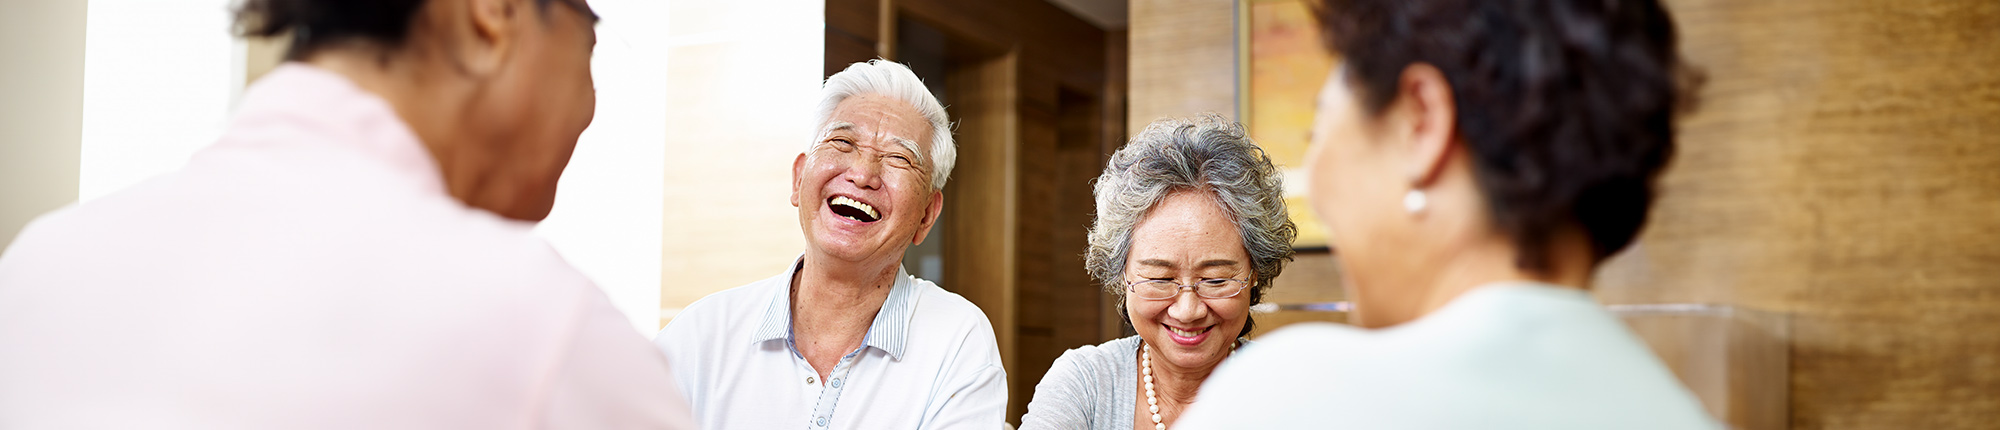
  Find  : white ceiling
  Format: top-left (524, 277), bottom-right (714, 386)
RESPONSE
top-left (1044, 0), bottom-right (1128, 29)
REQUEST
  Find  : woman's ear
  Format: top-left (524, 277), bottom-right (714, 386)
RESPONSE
top-left (1395, 63), bottom-right (1459, 189)
top-left (449, 0), bottom-right (522, 78)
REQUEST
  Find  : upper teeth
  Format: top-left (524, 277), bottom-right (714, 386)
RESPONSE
top-left (1170, 326), bottom-right (1204, 337)
top-left (831, 196), bottom-right (879, 220)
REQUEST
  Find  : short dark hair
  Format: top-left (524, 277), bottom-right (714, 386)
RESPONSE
top-left (1315, 0), bottom-right (1703, 271)
top-left (233, 0), bottom-right (563, 61)
top-left (234, 0), bottom-right (429, 60)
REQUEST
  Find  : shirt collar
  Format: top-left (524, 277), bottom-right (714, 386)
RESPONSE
top-left (751, 256), bottom-right (919, 360)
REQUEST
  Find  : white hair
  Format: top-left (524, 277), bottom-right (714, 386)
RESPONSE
top-left (810, 59), bottom-right (957, 190)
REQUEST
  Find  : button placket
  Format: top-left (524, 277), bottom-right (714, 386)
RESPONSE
top-left (805, 349), bottom-right (865, 429)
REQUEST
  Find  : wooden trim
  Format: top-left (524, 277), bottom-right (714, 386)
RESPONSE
top-left (943, 50), bottom-right (1021, 401)
top-left (877, 0), bottom-right (896, 60)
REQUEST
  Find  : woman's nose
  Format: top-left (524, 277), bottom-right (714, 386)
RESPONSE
top-left (1166, 290), bottom-right (1209, 322)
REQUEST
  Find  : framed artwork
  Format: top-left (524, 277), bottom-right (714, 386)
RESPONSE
top-left (1241, 0), bottom-right (1338, 250)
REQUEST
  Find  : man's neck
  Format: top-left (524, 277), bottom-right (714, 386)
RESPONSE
top-left (789, 255), bottom-right (901, 381)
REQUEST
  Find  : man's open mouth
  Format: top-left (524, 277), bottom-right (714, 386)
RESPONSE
top-left (829, 196), bottom-right (881, 223)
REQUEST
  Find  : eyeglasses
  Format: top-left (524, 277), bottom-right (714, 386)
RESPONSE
top-left (1125, 277), bottom-right (1251, 300)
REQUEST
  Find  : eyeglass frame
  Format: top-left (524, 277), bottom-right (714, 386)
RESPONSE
top-left (1123, 277), bottom-right (1253, 300)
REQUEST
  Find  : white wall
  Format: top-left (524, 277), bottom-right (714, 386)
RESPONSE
top-left (78, 0), bottom-right (239, 202)
top-left (537, 0), bottom-right (673, 333)
top-left (654, 0), bottom-right (823, 326)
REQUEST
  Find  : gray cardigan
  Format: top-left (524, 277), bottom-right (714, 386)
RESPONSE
top-left (1019, 336), bottom-right (1253, 430)
top-left (1019, 336), bottom-right (1141, 430)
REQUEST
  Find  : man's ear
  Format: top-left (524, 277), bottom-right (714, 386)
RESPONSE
top-left (790, 153), bottom-right (808, 208)
top-left (1397, 63), bottom-right (1459, 189)
top-left (454, 0), bottom-right (521, 78)
top-left (912, 190), bottom-right (945, 245)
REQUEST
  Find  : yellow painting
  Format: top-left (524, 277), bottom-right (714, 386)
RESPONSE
top-left (1245, 0), bottom-right (1337, 249)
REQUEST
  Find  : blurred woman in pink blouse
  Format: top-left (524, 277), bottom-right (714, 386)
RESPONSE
top-left (0, 0), bottom-right (693, 428)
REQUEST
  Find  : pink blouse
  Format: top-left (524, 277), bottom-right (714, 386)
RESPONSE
top-left (0, 64), bottom-right (694, 429)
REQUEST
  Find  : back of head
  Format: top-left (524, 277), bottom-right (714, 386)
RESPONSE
top-left (235, 0), bottom-right (428, 60)
top-left (1316, 0), bottom-right (1702, 270)
top-left (233, 0), bottom-right (603, 222)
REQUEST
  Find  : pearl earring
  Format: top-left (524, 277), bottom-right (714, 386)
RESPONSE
top-left (1403, 189), bottom-right (1428, 214)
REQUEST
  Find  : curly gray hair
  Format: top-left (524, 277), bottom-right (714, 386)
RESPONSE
top-left (1086, 114), bottom-right (1298, 338)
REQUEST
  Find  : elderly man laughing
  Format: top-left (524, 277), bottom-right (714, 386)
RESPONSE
top-left (652, 60), bottom-right (1006, 429)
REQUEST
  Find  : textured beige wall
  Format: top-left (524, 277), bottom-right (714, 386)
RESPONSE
top-left (656, 0), bottom-right (820, 328)
top-left (1592, 1), bottom-right (2000, 427)
top-left (1127, 0), bottom-right (1238, 133)
top-left (0, 0), bottom-right (87, 250)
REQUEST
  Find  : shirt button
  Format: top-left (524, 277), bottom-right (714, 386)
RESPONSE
top-left (816, 417), bottom-right (828, 426)
top-left (831, 378), bottom-right (843, 388)
top-left (806, 376), bottom-right (816, 385)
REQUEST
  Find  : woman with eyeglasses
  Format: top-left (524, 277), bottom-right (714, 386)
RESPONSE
top-left (1019, 114), bottom-right (1297, 430)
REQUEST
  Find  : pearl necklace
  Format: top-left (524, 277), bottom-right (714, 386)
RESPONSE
top-left (1141, 341), bottom-right (1236, 430)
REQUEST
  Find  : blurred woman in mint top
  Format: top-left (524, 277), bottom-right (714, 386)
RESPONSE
top-left (1178, 0), bottom-right (1718, 429)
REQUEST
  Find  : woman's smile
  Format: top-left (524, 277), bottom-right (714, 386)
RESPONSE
top-left (1164, 324), bottom-right (1212, 345)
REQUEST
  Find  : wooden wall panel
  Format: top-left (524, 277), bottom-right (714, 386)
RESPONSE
top-left (942, 52), bottom-right (1021, 414)
top-left (898, 0), bottom-right (1108, 93)
top-left (1593, 1), bottom-right (2000, 428)
top-left (1012, 74), bottom-right (1110, 421)
top-left (824, 0), bottom-right (881, 76)
top-left (1013, 99), bottom-right (1062, 422)
top-left (1128, 0), bottom-right (1238, 133)
top-left (1100, 29), bottom-right (1133, 342)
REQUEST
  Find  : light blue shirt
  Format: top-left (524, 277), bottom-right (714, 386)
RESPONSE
top-left (654, 258), bottom-right (1007, 430)
top-left (1178, 282), bottom-right (1722, 430)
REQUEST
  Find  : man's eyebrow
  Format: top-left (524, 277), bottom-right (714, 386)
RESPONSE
top-left (1137, 259), bottom-right (1176, 268)
top-left (820, 122), bottom-right (857, 136)
top-left (888, 135), bottom-right (927, 164)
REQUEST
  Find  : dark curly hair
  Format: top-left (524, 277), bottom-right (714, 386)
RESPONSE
top-left (1315, 0), bottom-right (1703, 271)
top-left (234, 0), bottom-right (567, 61)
